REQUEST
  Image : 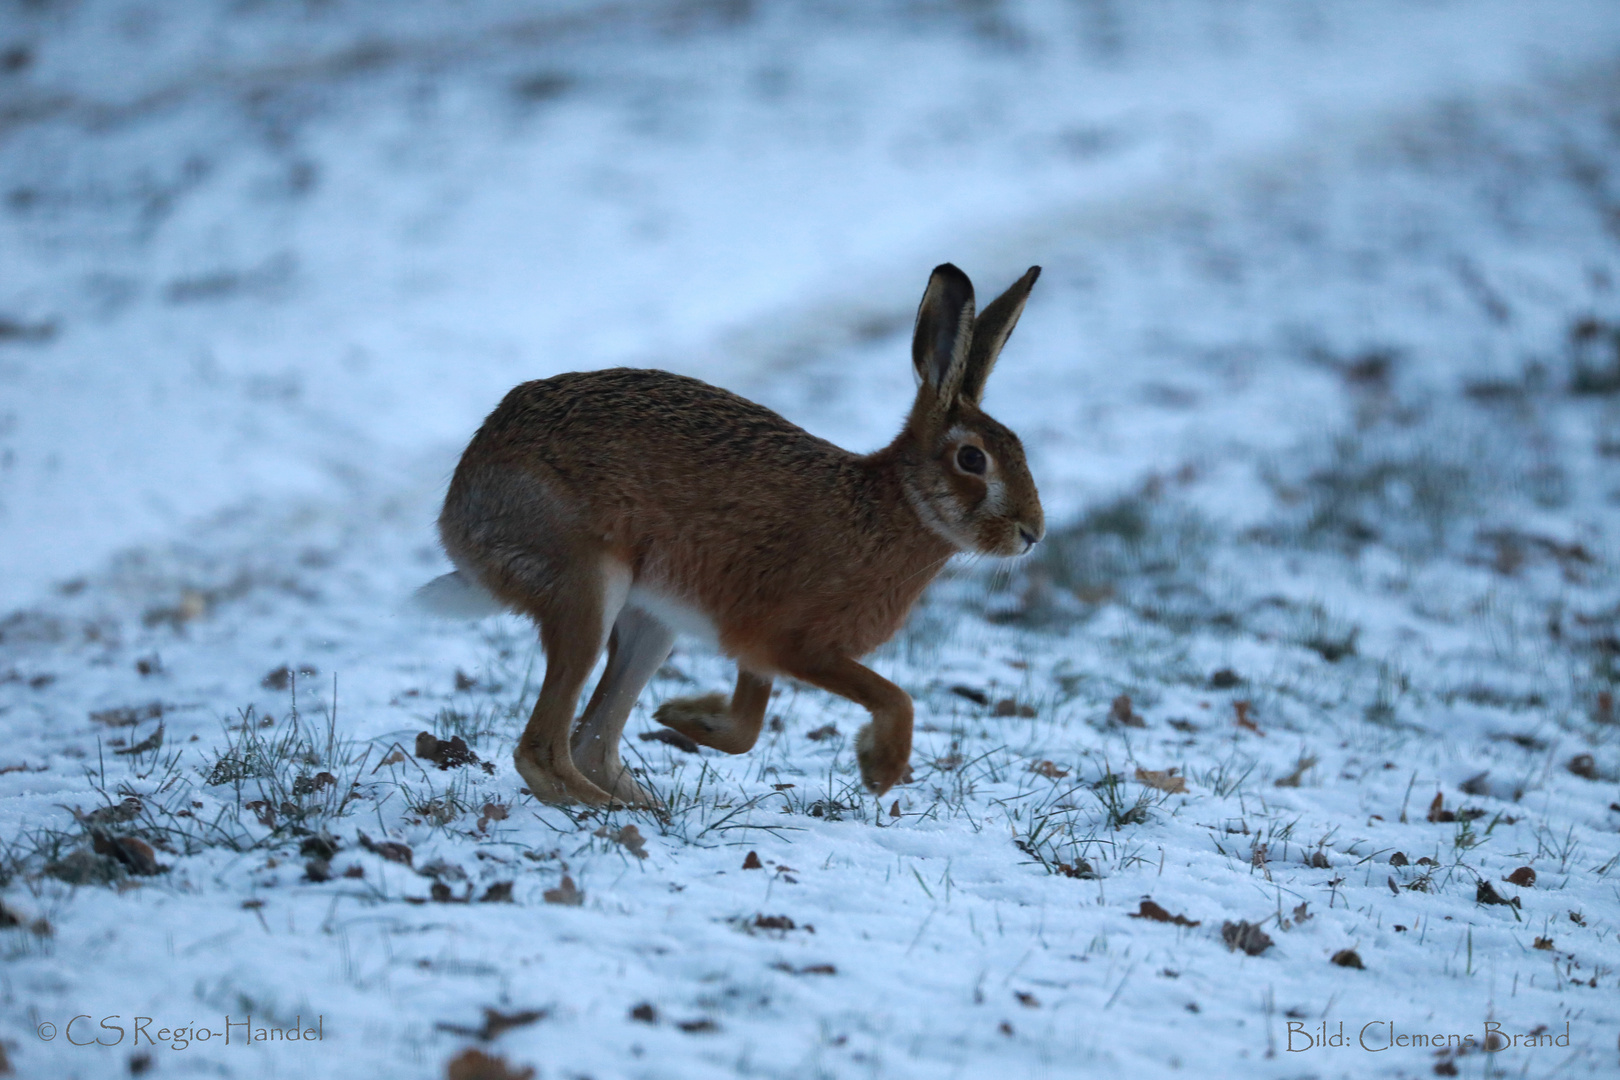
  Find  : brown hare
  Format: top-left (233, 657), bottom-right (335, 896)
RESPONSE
top-left (428, 263), bottom-right (1044, 807)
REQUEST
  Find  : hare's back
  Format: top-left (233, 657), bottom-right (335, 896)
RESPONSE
top-left (482, 368), bottom-right (844, 477)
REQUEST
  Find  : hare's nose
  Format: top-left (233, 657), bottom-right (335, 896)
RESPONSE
top-left (1019, 528), bottom-right (1039, 552)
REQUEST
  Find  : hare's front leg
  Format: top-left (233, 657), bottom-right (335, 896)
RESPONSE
top-left (571, 606), bottom-right (673, 807)
top-left (779, 655), bottom-right (913, 797)
top-left (654, 668), bottom-right (773, 754)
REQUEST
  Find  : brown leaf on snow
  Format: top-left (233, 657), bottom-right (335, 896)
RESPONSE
top-left (476, 802), bottom-right (509, 833)
top-left (1128, 899), bottom-right (1200, 927)
top-left (358, 832), bottom-right (414, 867)
top-left (1426, 792), bottom-right (1456, 823)
top-left (1389, 851), bottom-right (1409, 867)
top-left (1221, 920), bottom-right (1274, 956)
top-left (1233, 700), bottom-right (1263, 735)
top-left (1566, 753), bottom-right (1601, 781)
top-left (542, 874), bottom-right (583, 906)
top-left (1330, 949), bottom-right (1365, 969)
top-left (742, 851), bottom-right (763, 870)
top-left (90, 702), bottom-right (164, 727)
top-left (1109, 694), bottom-right (1146, 727)
top-left (112, 724), bottom-right (164, 756)
top-left (1503, 866), bottom-right (1536, 888)
top-left (804, 723), bottom-right (839, 742)
top-left (92, 833), bottom-right (165, 876)
top-left (445, 1048), bottom-right (535, 1080)
top-left (1029, 760), bottom-right (1070, 780)
top-left (595, 824), bottom-right (648, 859)
top-left (1135, 767), bottom-right (1186, 794)
top-left (1274, 754), bottom-right (1318, 788)
top-left (415, 731), bottom-right (486, 771)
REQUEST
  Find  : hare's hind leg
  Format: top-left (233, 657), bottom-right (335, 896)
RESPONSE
top-left (777, 655), bottom-right (913, 797)
top-left (513, 558), bottom-right (630, 807)
top-left (654, 668), bottom-right (773, 755)
top-left (571, 605), bottom-right (674, 807)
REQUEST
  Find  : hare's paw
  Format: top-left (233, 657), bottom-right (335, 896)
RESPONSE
top-left (514, 746), bottom-right (613, 807)
top-left (653, 692), bottom-right (730, 745)
top-left (575, 752), bottom-right (660, 809)
top-left (854, 724), bottom-right (912, 796)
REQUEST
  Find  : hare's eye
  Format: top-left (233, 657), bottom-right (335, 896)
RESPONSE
top-left (956, 445), bottom-right (987, 475)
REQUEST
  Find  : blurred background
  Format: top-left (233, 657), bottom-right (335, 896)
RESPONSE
top-left (3, 0), bottom-right (1620, 611)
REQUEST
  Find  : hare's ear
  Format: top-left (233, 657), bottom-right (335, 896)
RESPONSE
top-left (912, 263), bottom-right (976, 405)
top-left (958, 266), bottom-right (1040, 406)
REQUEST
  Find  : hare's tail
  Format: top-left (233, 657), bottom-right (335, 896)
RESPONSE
top-left (412, 571), bottom-right (505, 619)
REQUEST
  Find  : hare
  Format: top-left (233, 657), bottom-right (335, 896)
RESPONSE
top-left (430, 263), bottom-right (1044, 807)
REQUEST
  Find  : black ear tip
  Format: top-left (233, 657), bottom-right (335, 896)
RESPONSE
top-left (1025, 265), bottom-right (1042, 283)
top-left (926, 262), bottom-right (975, 305)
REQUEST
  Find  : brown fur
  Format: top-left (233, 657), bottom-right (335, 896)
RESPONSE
top-left (437, 263), bottom-right (1044, 806)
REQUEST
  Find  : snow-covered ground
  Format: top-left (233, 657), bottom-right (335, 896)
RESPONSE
top-left (3, 2), bottom-right (1620, 1077)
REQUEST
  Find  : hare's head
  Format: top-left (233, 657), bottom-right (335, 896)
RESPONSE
top-left (901, 263), bottom-right (1045, 558)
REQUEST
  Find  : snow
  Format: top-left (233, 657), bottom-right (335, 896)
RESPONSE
top-left (3, 2), bottom-right (1619, 1077)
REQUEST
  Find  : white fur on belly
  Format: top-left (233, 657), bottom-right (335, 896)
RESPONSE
top-left (627, 583), bottom-right (718, 644)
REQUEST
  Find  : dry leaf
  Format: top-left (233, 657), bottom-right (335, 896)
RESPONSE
top-left (1135, 767), bottom-right (1186, 794)
top-left (804, 724), bottom-right (839, 742)
top-left (415, 732), bottom-right (485, 771)
top-left (92, 833), bottom-right (164, 876)
top-left (90, 702), bottom-right (164, 727)
top-left (1109, 694), bottom-right (1146, 727)
top-left (358, 832), bottom-right (413, 867)
top-left (1503, 866), bottom-right (1536, 888)
top-left (1233, 700), bottom-right (1262, 735)
top-left (1275, 754), bottom-right (1318, 788)
top-left (1127, 899), bottom-right (1200, 927)
top-left (1221, 920), bottom-right (1273, 956)
top-left (113, 724), bottom-right (164, 756)
top-left (1389, 851), bottom-right (1409, 866)
top-left (1426, 792), bottom-right (1455, 823)
top-left (742, 851), bottom-right (763, 870)
top-left (1029, 760), bottom-right (1069, 780)
top-left (1330, 949), bottom-right (1364, 969)
top-left (1533, 936), bottom-right (1554, 950)
top-left (595, 824), bottom-right (648, 859)
top-left (445, 1048), bottom-right (536, 1080)
top-left (677, 1018), bottom-right (719, 1034)
top-left (1567, 754), bottom-right (1600, 780)
top-left (542, 874), bottom-right (583, 906)
top-left (476, 802), bottom-right (509, 833)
